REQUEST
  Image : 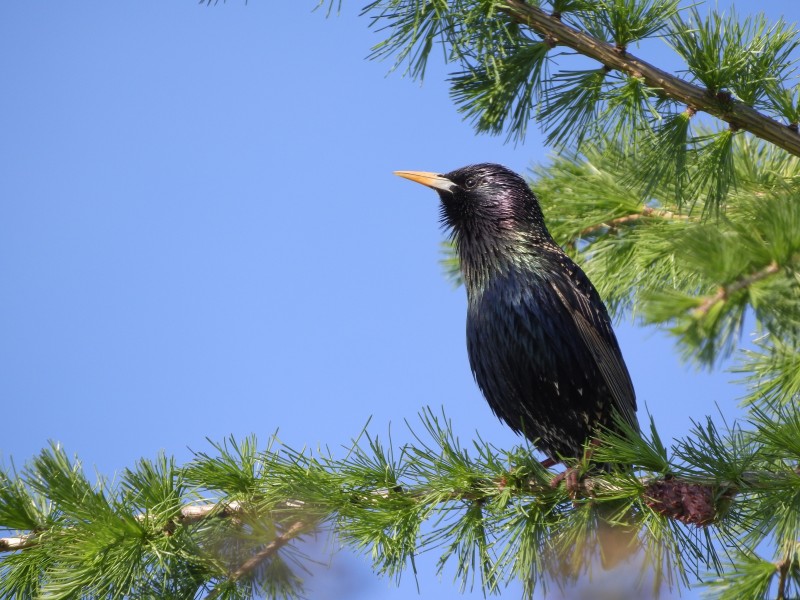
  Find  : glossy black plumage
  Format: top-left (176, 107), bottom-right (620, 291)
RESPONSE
top-left (397, 163), bottom-right (638, 462)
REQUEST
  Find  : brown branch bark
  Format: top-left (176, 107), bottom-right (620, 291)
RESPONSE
top-left (501, 1), bottom-right (800, 157)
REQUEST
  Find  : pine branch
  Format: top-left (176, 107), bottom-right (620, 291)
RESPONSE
top-left (500, 1), bottom-right (800, 157)
top-left (2, 469), bottom-right (792, 555)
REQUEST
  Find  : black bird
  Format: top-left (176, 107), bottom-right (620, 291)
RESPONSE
top-left (395, 164), bottom-right (639, 464)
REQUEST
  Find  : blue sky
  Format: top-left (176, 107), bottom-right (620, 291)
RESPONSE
top-left (1, 2), bottom-right (798, 599)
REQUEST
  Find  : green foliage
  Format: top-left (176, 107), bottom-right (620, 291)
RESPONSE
top-left (363, 0), bottom-right (510, 80)
top-left (690, 129), bottom-right (736, 213)
top-left (184, 435), bottom-right (263, 497)
top-left (704, 553), bottom-right (784, 600)
top-left (588, 0), bottom-right (679, 47)
top-left (735, 336), bottom-right (800, 407)
top-left (669, 7), bottom-right (798, 104)
top-left (411, 5), bottom-right (800, 584)
top-left (766, 81), bottom-right (800, 125)
top-left (387, 4), bottom-right (800, 592)
top-left (592, 414), bottom-right (671, 474)
top-left (539, 68), bottom-right (607, 148)
top-left (5, 408), bottom-right (800, 599)
top-left (601, 73), bottom-right (662, 145)
top-left (450, 32), bottom-right (550, 142)
top-left (636, 108), bottom-right (692, 202)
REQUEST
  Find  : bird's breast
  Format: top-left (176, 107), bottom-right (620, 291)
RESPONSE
top-left (464, 268), bottom-right (614, 456)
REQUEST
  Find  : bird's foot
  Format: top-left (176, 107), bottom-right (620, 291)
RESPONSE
top-left (550, 466), bottom-right (583, 498)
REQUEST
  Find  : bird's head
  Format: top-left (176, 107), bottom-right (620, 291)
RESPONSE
top-left (394, 163), bottom-right (548, 243)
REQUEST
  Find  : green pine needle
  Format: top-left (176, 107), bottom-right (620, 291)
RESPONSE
top-left (540, 68), bottom-right (607, 148)
top-left (590, 0), bottom-right (679, 47)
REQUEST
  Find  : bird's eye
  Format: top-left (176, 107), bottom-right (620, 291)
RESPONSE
top-left (464, 176), bottom-right (478, 189)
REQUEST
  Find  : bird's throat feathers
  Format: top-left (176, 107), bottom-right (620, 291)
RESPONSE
top-left (453, 226), bottom-right (558, 295)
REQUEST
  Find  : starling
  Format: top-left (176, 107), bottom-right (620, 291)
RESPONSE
top-left (395, 163), bottom-right (639, 463)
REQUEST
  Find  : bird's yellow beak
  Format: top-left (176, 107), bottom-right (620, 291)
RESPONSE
top-left (394, 170), bottom-right (457, 193)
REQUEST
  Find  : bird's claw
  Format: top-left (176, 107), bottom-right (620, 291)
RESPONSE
top-left (550, 466), bottom-right (583, 498)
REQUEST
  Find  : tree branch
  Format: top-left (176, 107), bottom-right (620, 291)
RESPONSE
top-left (2, 470), bottom-right (790, 555)
top-left (0, 535), bottom-right (37, 552)
top-left (501, 1), bottom-right (800, 157)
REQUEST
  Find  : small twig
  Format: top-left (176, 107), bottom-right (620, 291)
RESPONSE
top-left (176, 500), bottom-right (244, 525)
top-left (776, 555), bottom-right (791, 600)
top-left (0, 535), bottom-right (37, 552)
top-left (231, 520), bottom-right (306, 581)
top-left (203, 519), bottom-right (308, 600)
top-left (693, 260), bottom-right (780, 317)
top-left (578, 206), bottom-right (692, 238)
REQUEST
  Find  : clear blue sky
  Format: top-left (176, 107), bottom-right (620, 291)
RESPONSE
top-left (1, 2), bottom-right (798, 599)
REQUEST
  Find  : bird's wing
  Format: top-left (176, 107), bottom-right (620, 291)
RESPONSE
top-left (548, 277), bottom-right (638, 431)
